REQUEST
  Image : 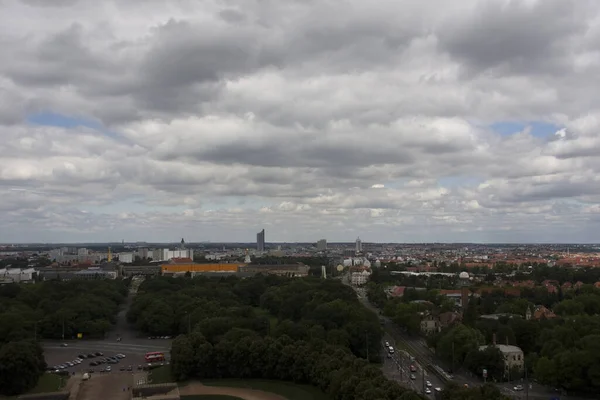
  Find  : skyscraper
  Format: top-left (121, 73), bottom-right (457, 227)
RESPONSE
top-left (257, 229), bottom-right (265, 252)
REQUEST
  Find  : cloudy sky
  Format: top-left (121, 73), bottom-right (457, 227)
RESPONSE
top-left (1, 0), bottom-right (600, 244)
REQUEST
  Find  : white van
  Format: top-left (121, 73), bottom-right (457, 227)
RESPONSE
top-left (388, 346), bottom-right (394, 354)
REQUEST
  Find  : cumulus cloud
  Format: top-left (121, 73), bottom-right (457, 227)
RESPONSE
top-left (1, 0), bottom-right (600, 243)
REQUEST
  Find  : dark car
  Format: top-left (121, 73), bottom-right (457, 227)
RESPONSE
top-left (120, 366), bottom-right (125, 371)
top-left (95, 352), bottom-right (103, 356)
top-left (87, 353), bottom-right (95, 358)
top-left (89, 361), bottom-right (98, 366)
top-left (78, 354), bottom-right (86, 359)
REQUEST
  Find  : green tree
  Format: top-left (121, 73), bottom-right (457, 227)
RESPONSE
top-left (0, 340), bottom-right (46, 395)
top-left (436, 324), bottom-right (485, 369)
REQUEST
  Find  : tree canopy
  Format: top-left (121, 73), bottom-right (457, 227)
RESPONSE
top-left (133, 275), bottom-right (426, 399)
top-left (0, 339), bottom-right (47, 395)
top-left (0, 279), bottom-right (128, 343)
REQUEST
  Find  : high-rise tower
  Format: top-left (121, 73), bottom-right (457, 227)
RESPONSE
top-left (257, 229), bottom-right (265, 252)
top-left (355, 237), bottom-right (362, 254)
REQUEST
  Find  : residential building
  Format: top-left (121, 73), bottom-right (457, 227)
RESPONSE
top-left (257, 229), bottom-right (265, 252)
top-left (137, 248), bottom-right (150, 259)
top-left (479, 343), bottom-right (524, 377)
top-left (420, 311), bottom-right (462, 335)
top-left (317, 239), bottom-right (327, 251)
top-left (420, 314), bottom-right (439, 335)
top-left (152, 248), bottom-right (194, 262)
top-left (118, 253), bottom-right (134, 263)
top-left (351, 270), bottom-right (371, 285)
top-left (0, 267), bottom-right (36, 283)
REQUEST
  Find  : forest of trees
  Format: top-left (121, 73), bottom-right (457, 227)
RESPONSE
top-left (128, 275), bottom-right (382, 361)
top-left (0, 279), bottom-right (127, 395)
top-left (0, 279), bottom-right (128, 343)
top-left (130, 275), bottom-right (428, 400)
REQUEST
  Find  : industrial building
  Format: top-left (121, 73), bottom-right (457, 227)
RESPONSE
top-left (161, 263), bottom-right (245, 275)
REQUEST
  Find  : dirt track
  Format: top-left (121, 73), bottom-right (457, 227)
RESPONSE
top-left (179, 382), bottom-right (287, 400)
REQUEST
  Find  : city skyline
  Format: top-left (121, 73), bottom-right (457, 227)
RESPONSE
top-left (2, 1), bottom-right (600, 243)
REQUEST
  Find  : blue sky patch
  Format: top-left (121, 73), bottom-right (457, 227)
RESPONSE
top-left (438, 176), bottom-right (483, 188)
top-left (490, 121), bottom-right (561, 138)
top-left (27, 112), bottom-right (129, 142)
top-left (27, 112), bottom-right (104, 130)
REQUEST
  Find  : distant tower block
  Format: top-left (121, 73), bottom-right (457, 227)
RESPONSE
top-left (180, 238), bottom-right (186, 249)
top-left (355, 237), bottom-right (362, 254)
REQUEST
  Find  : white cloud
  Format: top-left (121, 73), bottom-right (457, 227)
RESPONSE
top-left (0, 0), bottom-right (600, 243)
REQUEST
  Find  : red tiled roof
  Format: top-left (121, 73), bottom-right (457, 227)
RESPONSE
top-left (439, 289), bottom-right (462, 296)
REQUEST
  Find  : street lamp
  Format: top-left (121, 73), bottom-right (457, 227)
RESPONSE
top-left (184, 312), bottom-right (191, 334)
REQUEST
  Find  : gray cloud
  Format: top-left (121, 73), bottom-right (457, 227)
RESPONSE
top-left (0, 0), bottom-right (600, 242)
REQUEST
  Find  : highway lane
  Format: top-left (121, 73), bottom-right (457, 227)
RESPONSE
top-left (348, 278), bottom-right (441, 396)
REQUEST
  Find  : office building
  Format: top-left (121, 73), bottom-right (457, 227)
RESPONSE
top-left (257, 229), bottom-right (265, 252)
top-left (355, 237), bottom-right (362, 253)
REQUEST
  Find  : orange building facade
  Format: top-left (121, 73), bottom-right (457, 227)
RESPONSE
top-left (161, 263), bottom-right (246, 274)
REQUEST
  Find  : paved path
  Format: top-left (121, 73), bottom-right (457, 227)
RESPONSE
top-left (179, 382), bottom-right (287, 400)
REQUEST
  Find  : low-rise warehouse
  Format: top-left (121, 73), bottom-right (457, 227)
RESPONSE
top-left (161, 263), bottom-right (245, 275)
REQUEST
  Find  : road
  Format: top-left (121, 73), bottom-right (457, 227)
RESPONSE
top-left (341, 276), bottom-right (440, 397)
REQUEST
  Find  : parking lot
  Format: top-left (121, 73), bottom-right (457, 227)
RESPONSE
top-left (44, 346), bottom-right (156, 374)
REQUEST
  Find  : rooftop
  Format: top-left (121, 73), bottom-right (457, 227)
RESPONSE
top-left (479, 344), bottom-right (523, 354)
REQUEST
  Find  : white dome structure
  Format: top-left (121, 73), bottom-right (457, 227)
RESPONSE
top-left (459, 271), bottom-right (470, 280)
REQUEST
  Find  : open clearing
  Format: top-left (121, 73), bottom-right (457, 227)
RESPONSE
top-left (76, 373), bottom-right (132, 400)
top-left (179, 383), bottom-right (285, 400)
top-left (188, 380), bottom-right (330, 400)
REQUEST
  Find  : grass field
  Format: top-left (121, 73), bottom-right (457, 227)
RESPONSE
top-left (201, 379), bottom-right (330, 400)
top-left (181, 396), bottom-right (243, 400)
top-left (28, 373), bottom-right (65, 393)
top-left (0, 373), bottom-right (65, 399)
top-left (149, 365), bottom-right (173, 384)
